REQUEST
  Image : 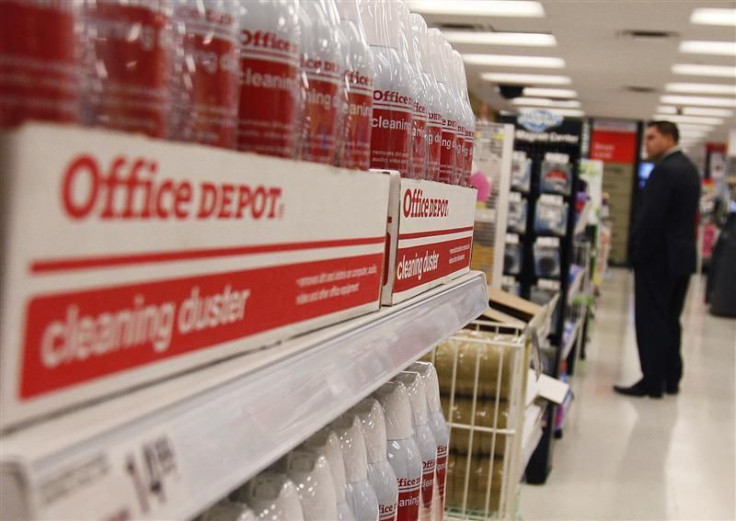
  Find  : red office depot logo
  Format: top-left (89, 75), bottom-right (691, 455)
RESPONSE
top-left (402, 188), bottom-right (449, 218)
top-left (60, 154), bottom-right (285, 221)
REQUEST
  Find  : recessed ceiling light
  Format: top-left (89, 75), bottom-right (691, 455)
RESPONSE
top-left (408, 1), bottom-right (545, 17)
top-left (523, 88), bottom-right (578, 98)
top-left (512, 97), bottom-right (581, 108)
top-left (680, 40), bottom-right (736, 56)
top-left (672, 64), bottom-right (736, 78)
top-left (665, 82), bottom-right (736, 95)
top-left (661, 95), bottom-right (736, 107)
top-left (690, 8), bottom-right (736, 27)
top-left (481, 72), bottom-right (572, 85)
top-left (652, 113), bottom-right (724, 125)
top-left (463, 54), bottom-right (565, 68)
top-left (657, 106), bottom-right (734, 117)
top-left (442, 31), bottom-right (556, 47)
top-left (518, 107), bottom-right (585, 117)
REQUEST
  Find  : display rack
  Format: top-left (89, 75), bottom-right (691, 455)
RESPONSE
top-left (0, 272), bottom-right (488, 521)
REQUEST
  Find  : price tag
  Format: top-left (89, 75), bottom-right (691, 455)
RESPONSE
top-left (37, 430), bottom-right (189, 521)
top-left (538, 194), bottom-right (564, 206)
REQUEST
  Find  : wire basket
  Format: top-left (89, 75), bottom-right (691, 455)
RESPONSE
top-left (423, 321), bottom-right (530, 520)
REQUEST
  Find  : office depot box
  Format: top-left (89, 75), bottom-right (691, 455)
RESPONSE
top-left (380, 172), bottom-right (477, 305)
top-left (0, 124), bottom-right (390, 430)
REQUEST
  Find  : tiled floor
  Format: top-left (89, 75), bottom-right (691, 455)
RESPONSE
top-left (519, 268), bottom-right (736, 521)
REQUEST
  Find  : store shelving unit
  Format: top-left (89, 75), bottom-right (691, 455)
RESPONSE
top-left (0, 272), bottom-right (487, 521)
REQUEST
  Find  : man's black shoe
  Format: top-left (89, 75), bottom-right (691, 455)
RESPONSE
top-left (665, 384), bottom-right (679, 395)
top-left (613, 381), bottom-right (663, 399)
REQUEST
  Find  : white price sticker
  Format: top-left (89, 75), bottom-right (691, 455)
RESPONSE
top-left (37, 432), bottom-right (189, 521)
top-left (536, 237), bottom-right (560, 247)
top-left (544, 152), bottom-right (569, 163)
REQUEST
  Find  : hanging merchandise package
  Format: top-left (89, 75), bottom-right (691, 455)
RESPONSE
top-left (506, 193), bottom-right (527, 235)
top-left (540, 160), bottom-right (572, 196)
top-left (534, 195), bottom-right (568, 236)
top-left (534, 238), bottom-right (562, 279)
top-left (510, 152), bottom-right (531, 193)
top-left (503, 235), bottom-right (522, 276)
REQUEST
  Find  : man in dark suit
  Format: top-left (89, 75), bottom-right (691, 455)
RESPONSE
top-left (614, 121), bottom-right (701, 398)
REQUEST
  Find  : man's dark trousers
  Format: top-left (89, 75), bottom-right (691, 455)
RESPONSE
top-left (634, 264), bottom-right (690, 393)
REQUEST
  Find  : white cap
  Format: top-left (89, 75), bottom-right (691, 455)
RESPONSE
top-left (373, 381), bottom-right (414, 441)
top-left (242, 472), bottom-right (304, 521)
top-left (303, 428), bottom-right (348, 502)
top-left (393, 371), bottom-right (429, 427)
top-left (408, 361), bottom-right (443, 414)
top-left (331, 414), bottom-right (370, 484)
top-left (360, 0), bottom-right (400, 49)
top-left (285, 450), bottom-right (339, 521)
top-left (202, 501), bottom-right (256, 521)
top-left (350, 398), bottom-right (388, 465)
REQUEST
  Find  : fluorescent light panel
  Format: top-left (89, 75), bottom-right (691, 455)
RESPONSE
top-left (665, 82), bottom-right (736, 95)
top-left (442, 31), bottom-right (556, 47)
top-left (661, 95), bottom-right (736, 107)
top-left (481, 72), bottom-right (572, 85)
top-left (518, 107), bottom-right (585, 117)
top-left (672, 64), bottom-right (736, 78)
top-left (690, 8), bottom-right (736, 26)
top-left (523, 87), bottom-right (577, 98)
top-left (512, 97), bottom-right (581, 108)
top-left (657, 106), bottom-right (733, 117)
top-left (680, 40), bottom-right (736, 56)
top-left (463, 54), bottom-right (565, 68)
top-left (408, 1), bottom-right (545, 17)
top-left (652, 113), bottom-right (724, 125)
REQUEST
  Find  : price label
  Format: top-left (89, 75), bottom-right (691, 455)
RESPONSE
top-left (37, 431), bottom-right (189, 521)
top-left (544, 152), bottom-right (569, 163)
top-left (536, 237), bottom-right (560, 248)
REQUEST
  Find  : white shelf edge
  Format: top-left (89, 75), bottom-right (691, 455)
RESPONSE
top-left (0, 272), bottom-right (488, 521)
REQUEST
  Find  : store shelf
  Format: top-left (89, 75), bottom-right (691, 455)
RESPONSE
top-left (0, 272), bottom-right (488, 521)
top-left (567, 265), bottom-right (586, 305)
top-left (520, 404), bottom-right (545, 474)
top-left (561, 317), bottom-right (584, 360)
top-left (574, 201), bottom-right (592, 236)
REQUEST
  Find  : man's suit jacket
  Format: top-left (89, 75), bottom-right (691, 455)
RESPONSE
top-left (630, 150), bottom-right (701, 276)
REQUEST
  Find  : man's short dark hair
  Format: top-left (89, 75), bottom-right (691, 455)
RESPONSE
top-left (647, 120), bottom-right (680, 144)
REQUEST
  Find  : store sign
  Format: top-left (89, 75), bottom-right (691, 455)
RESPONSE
top-left (518, 110), bottom-right (563, 132)
top-left (590, 119), bottom-right (638, 164)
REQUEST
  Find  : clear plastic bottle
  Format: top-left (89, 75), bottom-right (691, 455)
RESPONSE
top-left (285, 450), bottom-right (339, 521)
top-left (298, 0), bottom-right (344, 165)
top-left (335, 0), bottom-right (375, 171)
top-left (236, 0), bottom-right (301, 158)
top-left (351, 398), bottom-right (399, 521)
top-left (170, 0), bottom-right (240, 148)
top-left (374, 381), bottom-right (422, 521)
top-left (81, 0), bottom-right (173, 137)
top-left (398, 2), bottom-right (425, 180)
top-left (332, 415), bottom-right (381, 521)
top-left (360, 0), bottom-right (414, 177)
top-left (240, 471), bottom-right (305, 521)
top-left (202, 501), bottom-right (257, 521)
top-left (407, 362), bottom-right (449, 521)
top-left (410, 14), bottom-right (442, 183)
top-left (452, 50), bottom-right (476, 187)
top-left (393, 372), bottom-right (437, 521)
top-left (442, 40), bottom-right (464, 185)
top-left (0, 0), bottom-right (82, 128)
top-left (427, 28), bottom-right (455, 184)
top-left (304, 428), bottom-right (359, 521)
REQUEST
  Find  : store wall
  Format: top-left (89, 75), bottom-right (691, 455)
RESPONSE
top-left (589, 119), bottom-right (639, 265)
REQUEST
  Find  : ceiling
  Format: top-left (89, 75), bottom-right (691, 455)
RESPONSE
top-left (411, 0), bottom-right (736, 151)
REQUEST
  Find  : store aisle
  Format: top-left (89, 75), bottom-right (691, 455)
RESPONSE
top-left (520, 268), bottom-right (736, 521)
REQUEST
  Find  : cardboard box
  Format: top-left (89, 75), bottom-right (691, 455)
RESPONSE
top-left (470, 243), bottom-right (495, 279)
top-left (487, 286), bottom-right (544, 323)
top-left (379, 172), bottom-right (477, 305)
top-left (0, 124), bottom-right (391, 430)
